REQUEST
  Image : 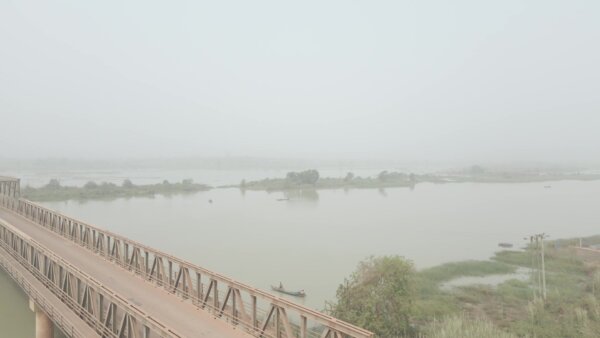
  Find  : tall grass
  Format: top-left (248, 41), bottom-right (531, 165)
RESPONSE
top-left (424, 315), bottom-right (518, 338)
top-left (419, 260), bottom-right (516, 285)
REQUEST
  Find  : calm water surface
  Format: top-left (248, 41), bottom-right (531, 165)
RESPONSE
top-left (1, 179), bottom-right (599, 335)
top-left (0, 270), bottom-right (66, 338)
top-left (0, 271), bottom-right (34, 338)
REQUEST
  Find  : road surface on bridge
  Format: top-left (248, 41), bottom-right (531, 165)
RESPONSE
top-left (0, 207), bottom-right (253, 338)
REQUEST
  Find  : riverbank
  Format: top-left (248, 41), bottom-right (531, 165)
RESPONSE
top-left (411, 235), bottom-right (600, 337)
top-left (17, 168), bottom-right (600, 202)
top-left (21, 179), bottom-right (211, 201)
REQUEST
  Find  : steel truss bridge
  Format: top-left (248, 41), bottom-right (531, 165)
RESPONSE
top-left (0, 176), bottom-right (373, 338)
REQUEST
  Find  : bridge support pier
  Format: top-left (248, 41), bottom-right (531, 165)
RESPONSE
top-left (29, 298), bottom-right (54, 338)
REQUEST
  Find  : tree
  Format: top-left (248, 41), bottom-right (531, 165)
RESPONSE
top-left (46, 179), bottom-right (61, 189)
top-left (84, 181), bottom-right (98, 189)
top-left (300, 169), bottom-right (319, 184)
top-left (328, 256), bottom-right (416, 337)
top-left (122, 179), bottom-right (134, 188)
top-left (377, 171), bottom-right (389, 181)
top-left (286, 170), bottom-right (320, 185)
top-left (344, 172), bottom-right (355, 182)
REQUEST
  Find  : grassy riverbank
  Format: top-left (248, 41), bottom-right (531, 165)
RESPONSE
top-left (21, 179), bottom-right (211, 202)
top-left (410, 236), bottom-right (600, 337)
top-left (326, 234), bottom-right (600, 337)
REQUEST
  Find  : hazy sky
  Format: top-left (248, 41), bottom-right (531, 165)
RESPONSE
top-left (1, 1), bottom-right (598, 163)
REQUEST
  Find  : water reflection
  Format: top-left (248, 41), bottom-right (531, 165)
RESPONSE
top-left (440, 267), bottom-right (530, 290)
top-left (283, 189), bottom-right (319, 205)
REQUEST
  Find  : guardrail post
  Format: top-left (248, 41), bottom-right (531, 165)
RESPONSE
top-left (300, 315), bottom-right (307, 338)
top-left (252, 295), bottom-right (257, 331)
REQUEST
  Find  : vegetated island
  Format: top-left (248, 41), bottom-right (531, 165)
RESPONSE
top-left (328, 234), bottom-right (600, 337)
top-left (228, 166), bottom-right (600, 192)
top-left (21, 179), bottom-right (211, 202)
top-left (228, 169), bottom-right (443, 191)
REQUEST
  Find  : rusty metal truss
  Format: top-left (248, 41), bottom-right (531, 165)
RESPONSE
top-left (0, 245), bottom-right (94, 338)
top-left (0, 218), bottom-right (184, 338)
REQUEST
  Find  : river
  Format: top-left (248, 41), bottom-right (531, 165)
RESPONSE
top-left (1, 173), bottom-right (599, 335)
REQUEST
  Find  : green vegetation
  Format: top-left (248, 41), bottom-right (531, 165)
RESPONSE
top-left (18, 165), bottom-right (600, 201)
top-left (424, 315), bottom-right (518, 338)
top-left (21, 179), bottom-right (210, 201)
top-left (412, 260), bottom-right (518, 322)
top-left (330, 236), bottom-right (600, 337)
top-left (418, 260), bottom-right (516, 285)
top-left (234, 169), bottom-right (436, 191)
top-left (327, 256), bottom-right (417, 337)
top-left (233, 167), bottom-right (600, 192)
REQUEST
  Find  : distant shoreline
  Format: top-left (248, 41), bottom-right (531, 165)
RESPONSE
top-left (224, 170), bottom-right (600, 192)
top-left (19, 169), bottom-right (600, 202)
top-left (21, 179), bottom-right (210, 202)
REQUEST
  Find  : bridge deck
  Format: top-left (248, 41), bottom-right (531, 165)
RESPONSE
top-left (0, 207), bottom-right (253, 338)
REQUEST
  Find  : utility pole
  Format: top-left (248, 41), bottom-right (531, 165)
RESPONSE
top-left (540, 235), bottom-right (547, 300)
top-left (526, 233), bottom-right (548, 301)
top-left (529, 236), bottom-right (537, 299)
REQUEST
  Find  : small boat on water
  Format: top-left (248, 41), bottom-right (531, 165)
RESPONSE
top-left (271, 284), bottom-right (306, 297)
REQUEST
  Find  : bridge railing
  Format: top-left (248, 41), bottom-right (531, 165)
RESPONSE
top-left (7, 196), bottom-right (373, 338)
top-left (0, 218), bottom-right (185, 338)
top-left (0, 177), bottom-right (19, 210)
top-left (0, 250), bottom-right (89, 338)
